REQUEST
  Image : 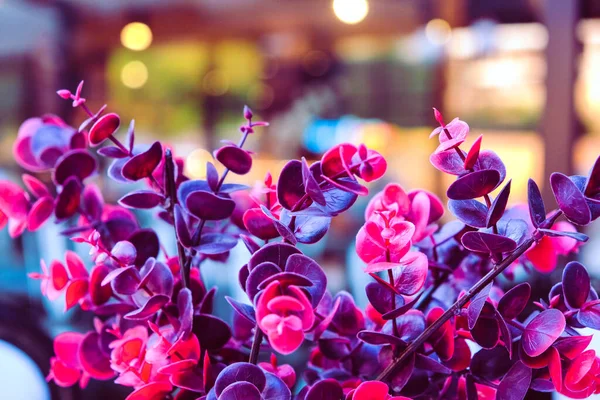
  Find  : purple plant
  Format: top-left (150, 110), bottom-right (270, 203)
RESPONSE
top-left (1, 84), bottom-right (600, 400)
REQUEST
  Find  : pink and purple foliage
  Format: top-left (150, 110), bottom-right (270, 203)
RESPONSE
top-left (1, 84), bottom-right (600, 399)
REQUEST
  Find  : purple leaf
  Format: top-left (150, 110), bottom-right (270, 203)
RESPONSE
top-left (302, 157), bottom-right (326, 206)
top-left (220, 382), bottom-right (261, 400)
top-left (137, 259), bottom-right (174, 298)
top-left (448, 199), bottom-right (488, 228)
top-left (186, 191), bottom-right (235, 221)
top-left (54, 176), bottom-right (82, 220)
top-left (177, 288), bottom-right (193, 338)
top-left (551, 172), bottom-right (591, 225)
top-left (393, 252), bottom-right (428, 296)
top-left (365, 281), bottom-right (404, 315)
top-left (528, 179), bottom-right (545, 228)
top-left (79, 332), bottom-right (114, 379)
top-left (124, 294), bottom-right (169, 320)
top-left (277, 160), bottom-right (307, 211)
top-left (195, 233), bottom-right (238, 255)
top-left (497, 283), bottom-right (531, 320)
top-left (470, 347), bottom-right (511, 381)
top-left (82, 184), bottom-right (104, 221)
top-left (257, 272), bottom-right (313, 290)
top-left (27, 196), bottom-right (54, 231)
top-left (539, 228), bottom-right (588, 242)
top-left (122, 141), bottom-right (163, 181)
top-left (285, 253), bottom-right (327, 307)
top-left (415, 353), bottom-right (451, 374)
top-left (585, 155), bottom-right (600, 197)
top-left (193, 314), bottom-right (231, 350)
top-left (390, 352), bottom-right (416, 391)
top-left (225, 296), bottom-right (256, 324)
top-left (206, 162), bottom-right (219, 192)
top-left (464, 134), bottom-right (483, 170)
top-left (174, 205), bottom-right (192, 248)
top-left (474, 150), bottom-right (506, 186)
top-left (262, 372), bottom-right (291, 400)
top-left (357, 330), bottom-right (405, 347)
top-left (214, 145), bottom-right (252, 175)
top-left (126, 119), bottom-right (135, 153)
top-left (89, 113), bottom-right (120, 147)
top-left (119, 190), bottom-right (163, 209)
top-left (486, 180), bottom-right (511, 227)
top-left (53, 150), bottom-right (97, 185)
top-left (107, 157), bottom-right (128, 183)
top-left (396, 309), bottom-right (426, 342)
top-left (461, 231), bottom-right (517, 254)
top-left (243, 208), bottom-right (279, 240)
top-left (177, 180), bottom-right (211, 204)
top-left (98, 146), bottom-right (128, 158)
top-left (471, 304), bottom-right (499, 349)
top-left (283, 211), bottom-right (331, 244)
top-left (430, 149), bottom-right (467, 175)
top-left (522, 309), bottom-right (565, 357)
top-left (468, 282), bottom-right (492, 329)
top-left (563, 262), bottom-right (590, 309)
top-left (246, 262), bottom-right (280, 301)
top-left (577, 301), bottom-right (600, 329)
top-left (321, 175), bottom-right (368, 196)
top-left (247, 242), bottom-right (300, 271)
top-left (305, 379), bottom-right (343, 400)
top-left (103, 266), bottom-right (140, 295)
top-left (260, 205), bottom-right (296, 244)
top-left (220, 183), bottom-right (250, 193)
top-left (381, 294), bottom-right (422, 321)
top-left (214, 363), bottom-right (265, 397)
top-left (495, 310), bottom-right (513, 358)
top-left (128, 229), bottom-right (160, 266)
top-left (447, 170), bottom-right (501, 200)
top-left (496, 361), bottom-right (531, 400)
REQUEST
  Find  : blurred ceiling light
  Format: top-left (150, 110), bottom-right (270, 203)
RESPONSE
top-left (121, 61), bottom-right (148, 89)
top-left (120, 22), bottom-right (153, 51)
top-left (495, 23), bottom-right (547, 52)
top-left (202, 70), bottom-right (229, 96)
top-left (425, 19), bottom-right (452, 46)
top-left (185, 148), bottom-right (214, 179)
top-left (333, 0), bottom-right (369, 25)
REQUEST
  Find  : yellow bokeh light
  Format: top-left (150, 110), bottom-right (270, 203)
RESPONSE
top-left (425, 19), bottom-right (452, 45)
top-left (332, 0), bottom-right (369, 25)
top-left (121, 61), bottom-right (148, 89)
top-left (185, 149), bottom-right (214, 179)
top-left (120, 22), bottom-right (153, 51)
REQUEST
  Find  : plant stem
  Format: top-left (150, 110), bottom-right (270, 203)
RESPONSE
top-left (376, 237), bottom-right (535, 382)
top-left (165, 149), bottom-right (189, 288)
top-left (249, 326), bottom-right (264, 364)
top-left (385, 248), bottom-right (399, 338)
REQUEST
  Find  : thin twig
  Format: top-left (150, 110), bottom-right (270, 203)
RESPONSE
top-left (376, 237), bottom-right (535, 382)
top-left (165, 149), bottom-right (189, 288)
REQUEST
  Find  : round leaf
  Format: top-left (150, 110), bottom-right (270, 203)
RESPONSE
top-left (447, 169), bottom-right (501, 200)
top-left (522, 309), bottom-right (566, 357)
top-left (215, 145), bottom-right (252, 175)
top-left (89, 113), bottom-right (120, 146)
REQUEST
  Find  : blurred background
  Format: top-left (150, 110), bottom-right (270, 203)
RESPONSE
top-left (1, 0), bottom-right (600, 399)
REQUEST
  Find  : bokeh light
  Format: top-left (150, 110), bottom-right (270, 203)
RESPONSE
top-left (425, 18), bottom-right (452, 45)
top-left (120, 22), bottom-right (153, 51)
top-left (120, 61), bottom-right (148, 89)
top-left (185, 148), bottom-right (214, 179)
top-left (332, 0), bottom-right (369, 25)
